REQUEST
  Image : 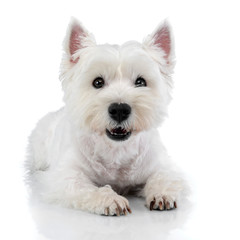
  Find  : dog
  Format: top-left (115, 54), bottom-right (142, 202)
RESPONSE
top-left (26, 17), bottom-right (187, 216)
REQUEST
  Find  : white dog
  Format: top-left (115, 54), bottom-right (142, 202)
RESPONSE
top-left (26, 18), bottom-right (187, 216)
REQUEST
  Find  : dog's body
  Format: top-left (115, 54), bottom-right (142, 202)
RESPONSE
top-left (26, 18), bottom-right (187, 216)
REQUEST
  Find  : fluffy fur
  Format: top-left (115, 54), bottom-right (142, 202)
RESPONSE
top-left (26, 18), bottom-right (187, 216)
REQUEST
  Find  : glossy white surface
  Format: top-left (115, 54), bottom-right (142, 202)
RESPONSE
top-left (29, 197), bottom-right (193, 240)
top-left (1, 0), bottom-right (240, 239)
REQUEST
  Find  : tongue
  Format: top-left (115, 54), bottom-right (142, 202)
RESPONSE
top-left (112, 127), bottom-right (127, 134)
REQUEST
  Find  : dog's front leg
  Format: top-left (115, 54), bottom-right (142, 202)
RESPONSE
top-left (143, 171), bottom-right (186, 211)
top-left (39, 170), bottom-right (131, 216)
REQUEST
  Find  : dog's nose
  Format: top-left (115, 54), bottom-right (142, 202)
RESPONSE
top-left (108, 103), bottom-right (131, 123)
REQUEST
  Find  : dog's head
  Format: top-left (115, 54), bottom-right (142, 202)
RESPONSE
top-left (60, 18), bottom-right (175, 142)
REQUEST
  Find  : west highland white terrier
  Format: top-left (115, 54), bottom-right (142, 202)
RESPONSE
top-left (26, 18), bottom-right (187, 216)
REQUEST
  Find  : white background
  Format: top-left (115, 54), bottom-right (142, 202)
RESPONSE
top-left (0, 0), bottom-right (240, 239)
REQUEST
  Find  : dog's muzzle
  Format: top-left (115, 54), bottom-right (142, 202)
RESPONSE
top-left (106, 103), bottom-right (132, 141)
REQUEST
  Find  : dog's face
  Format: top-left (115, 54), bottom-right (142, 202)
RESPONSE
top-left (60, 18), bottom-right (175, 142)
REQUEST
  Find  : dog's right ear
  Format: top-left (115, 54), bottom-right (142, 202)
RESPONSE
top-left (63, 17), bottom-right (96, 64)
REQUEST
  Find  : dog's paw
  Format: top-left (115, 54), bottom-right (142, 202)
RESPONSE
top-left (144, 172), bottom-right (186, 211)
top-left (146, 194), bottom-right (177, 211)
top-left (92, 186), bottom-right (132, 216)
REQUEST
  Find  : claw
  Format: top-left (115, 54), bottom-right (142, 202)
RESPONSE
top-left (127, 206), bottom-right (132, 214)
top-left (115, 208), bottom-right (120, 216)
top-left (114, 200), bottom-right (123, 215)
top-left (150, 198), bottom-right (156, 211)
top-left (159, 201), bottom-right (163, 210)
top-left (166, 201), bottom-right (170, 210)
top-left (104, 207), bottom-right (109, 216)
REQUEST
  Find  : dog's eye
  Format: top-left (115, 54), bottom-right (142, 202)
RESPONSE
top-left (93, 77), bottom-right (105, 89)
top-left (135, 77), bottom-right (147, 87)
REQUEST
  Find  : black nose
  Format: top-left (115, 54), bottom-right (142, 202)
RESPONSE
top-left (108, 103), bottom-right (131, 123)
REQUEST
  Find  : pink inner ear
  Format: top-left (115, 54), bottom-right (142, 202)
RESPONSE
top-left (154, 26), bottom-right (171, 58)
top-left (69, 24), bottom-right (85, 63)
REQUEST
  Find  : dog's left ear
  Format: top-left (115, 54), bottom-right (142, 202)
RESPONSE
top-left (143, 20), bottom-right (175, 68)
top-left (63, 17), bottom-right (96, 64)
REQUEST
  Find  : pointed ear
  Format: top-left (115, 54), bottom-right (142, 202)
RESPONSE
top-left (63, 17), bottom-right (95, 64)
top-left (143, 20), bottom-right (174, 65)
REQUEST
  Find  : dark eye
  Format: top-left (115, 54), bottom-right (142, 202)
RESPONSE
top-left (135, 77), bottom-right (147, 87)
top-left (93, 77), bottom-right (105, 89)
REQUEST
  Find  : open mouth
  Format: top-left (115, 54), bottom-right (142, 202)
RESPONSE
top-left (106, 127), bottom-right (131, 141)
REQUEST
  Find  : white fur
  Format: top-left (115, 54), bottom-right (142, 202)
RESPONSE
top-left (26, 18), bottom-right (187, 216)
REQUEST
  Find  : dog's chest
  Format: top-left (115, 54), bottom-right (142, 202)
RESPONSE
top-left (79, 134), bottom-right (147, 187)
top-left (93, 145), bottom-right (141, 185)
top-left (92, 154), bottom-right (136, 184)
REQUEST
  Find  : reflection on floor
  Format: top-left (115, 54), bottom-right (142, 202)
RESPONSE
top-left (29, 196), bottom-right (193, 240)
